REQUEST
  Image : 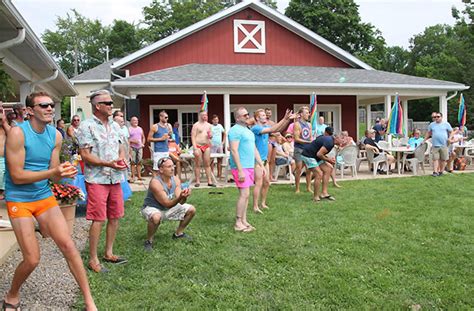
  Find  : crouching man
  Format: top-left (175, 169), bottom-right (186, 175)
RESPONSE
top-left (142, 157), bottom-right (196, 251)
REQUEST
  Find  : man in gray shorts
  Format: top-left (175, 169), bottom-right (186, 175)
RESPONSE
top-left (141, 157), bottom-right (196, 251)
top-left (424, 112), bottom-right (452, 176)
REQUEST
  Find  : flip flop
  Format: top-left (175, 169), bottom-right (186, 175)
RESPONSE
top-left (234, 226), bottom-right (254, 233)
top-left (103, 255), bottom-right (128, 265)
top-left (320, 195), bottom-right (336, 201)
top-left (88, 262), bottom-right (109, 273)
top-left (1, 299), bottom-right (21, 311)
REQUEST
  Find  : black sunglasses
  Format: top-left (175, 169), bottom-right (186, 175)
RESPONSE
top-left (97, 101), bottom-right (114, 106)
top-left (35, 102), bottom-right (55, 109)
top-left (72, 119), bottom-right (80, 122)
top-left (157, 157), bottom-right (172, 168)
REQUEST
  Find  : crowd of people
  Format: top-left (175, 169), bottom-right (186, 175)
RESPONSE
top-left (0, 89), bottom-right (470, 310)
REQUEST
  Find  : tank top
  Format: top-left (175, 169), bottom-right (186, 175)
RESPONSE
top-left (294, 121), bottom-right (311, 149)
top-left (153, 124), bottom-right (169, 152)
top-left (129, 126), bottom-right (143, 149)
top-left (5, 121), bottom-right (56, 202)
top-left (142, 175), bottom-right (176, 211)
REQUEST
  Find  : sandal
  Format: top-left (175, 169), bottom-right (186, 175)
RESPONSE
top-left (234, 226), bottom-right (254, 233)
top-left (2, 299), bottom-right (20, 311)
top-left (103, 255), bottom-right (128, 265)
top-left (320, 195), bottom-right (336, 201)
top-left (88, 262), bottom-right (109, 273)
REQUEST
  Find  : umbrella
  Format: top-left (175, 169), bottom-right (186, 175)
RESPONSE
top-left (387, 94), bottom-right (405, 136)
top-left (200, 91), bottom-right (208, 112)
top-left (309, 92), bottom-right (317, 132)
top-left (458, 93), bottom-right (466, 129)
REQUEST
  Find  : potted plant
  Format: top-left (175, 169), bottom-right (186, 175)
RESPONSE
top-left (50, 182), bottom-right (85, 235)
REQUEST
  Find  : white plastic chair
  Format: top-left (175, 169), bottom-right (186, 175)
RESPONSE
top-left (465, 146), bottom-right (474, 165)
top-left (402, 142), bottom-right (428, 175)
top-left (376, 140), bottom-right (390, 150)
top-left (424, 140), bottom-right (432, 166)
top-left (273, 157), bottom-right (294, 181)
top-left (366, 149), bottom-right (389, 176)
top-left (336, 145), bottom-right (358, 178)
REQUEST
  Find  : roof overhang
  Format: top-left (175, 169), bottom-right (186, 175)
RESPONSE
top-left (0, 0), bottom-right (77, 100)
top-left (71, 79), bottom-right (109, 84)
top-left (111, 0), bottom-right (372, 70)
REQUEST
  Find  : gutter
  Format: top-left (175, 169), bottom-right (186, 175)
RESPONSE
top-left (31, 69), bottom-right (58, 91)
top-left (446, 91), bottom-right (458, 101)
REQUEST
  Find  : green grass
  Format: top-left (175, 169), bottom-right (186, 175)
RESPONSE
top-left (77, 174), bottom-right (473, 309)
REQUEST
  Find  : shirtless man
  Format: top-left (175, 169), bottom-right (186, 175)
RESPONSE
top-left (191, 111), bottom-right (215, 187)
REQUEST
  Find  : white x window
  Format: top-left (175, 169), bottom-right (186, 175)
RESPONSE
top-left (233, 19), bottom-right (266, 54)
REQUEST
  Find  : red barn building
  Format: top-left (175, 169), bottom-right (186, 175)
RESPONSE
top-left (109, 0), bottom-right (467, 155)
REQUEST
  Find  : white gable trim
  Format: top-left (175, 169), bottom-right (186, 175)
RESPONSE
top-left (111, 0), bottom-right (372, 70)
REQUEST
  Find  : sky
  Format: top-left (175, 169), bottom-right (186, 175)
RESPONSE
top-left (13, 0), bottom-right (465, 49)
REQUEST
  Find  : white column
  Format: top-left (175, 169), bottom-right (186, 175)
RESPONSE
top-left (54, 101), bottom-right (61, 121)
top-left (439, 95), bottom-right (448, 120)
top-left (384, 95), bottom-right (392, 144)
top-left (366, 104), bottom-right (371, 130)
top-left (223, 93), bottom-right (231, 154)
top-left (356, 97), bottom-right (360, 140)
top-left (384, 95), bottom-right (392, 120)
top-left (71, 96), bottom-right (76, 117)
top-left (402, 100), bottom-right (408, 136)
top-left (19, 82), bottom-right (31, 105)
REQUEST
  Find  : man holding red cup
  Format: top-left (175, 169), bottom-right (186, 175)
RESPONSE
top-left (76, 89), bottom-right (128, 273)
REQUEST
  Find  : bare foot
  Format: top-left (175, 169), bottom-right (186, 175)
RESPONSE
top-left (333, 183), bottom-right (342, 188)
top-left (295, 189), bottom-right (300, 194)
top-left (306, 188), bottom-right (314, 194)
top-left (253, 208), bottom-right (264, 214)
top-left (262, 204), bottom-right (270, 209)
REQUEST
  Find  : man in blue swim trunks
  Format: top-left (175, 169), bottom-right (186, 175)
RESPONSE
top-left (301, 127), bottom-right (344, 202)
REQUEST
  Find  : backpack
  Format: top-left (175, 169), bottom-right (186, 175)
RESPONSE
top-left (454, 156), bottom-right (468, 171)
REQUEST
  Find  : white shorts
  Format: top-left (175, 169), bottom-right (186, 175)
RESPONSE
top-left (153, 151), bottom-right (170, 170)
top-left (141, 203), bottom-right (192, 222)
top-left (210, 145), bottom-right (223, 154)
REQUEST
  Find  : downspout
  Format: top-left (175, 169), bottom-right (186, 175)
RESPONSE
top-left (0, 28), bottom-right (25, 50)
top-left (31, 69), bottom-right (58, 91)
top-left (446, 91), bottom-right (458, 101)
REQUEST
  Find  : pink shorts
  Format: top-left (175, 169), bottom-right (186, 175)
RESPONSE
top-left (231, 168), bottom-right (255, 188)
top-left (85, 182), bottom-right (124, 221)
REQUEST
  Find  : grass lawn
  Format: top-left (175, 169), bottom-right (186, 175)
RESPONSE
top-left (78, 173), bottom-right (473, 309)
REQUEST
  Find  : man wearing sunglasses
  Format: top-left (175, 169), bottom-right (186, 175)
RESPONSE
top-left (141, 157), bottom-right (195, 251)
top-left (76, 89), bottom-right (128, 273)
top-left (148, 110), bottom-right (173, 173)
top-left (3, 92), bottom-right (97, 310)
top-left (424, 112), bottom-right (453, 176)
top-left (67, 115), bottom-right (81, 139)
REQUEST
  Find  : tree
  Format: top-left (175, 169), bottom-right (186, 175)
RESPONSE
top-left (0, 63), bottom-right (15, 101)
top-left (107, 20), bottom-right (141, 59)
top-left (42, 10), bottom-right (110, 77)
top-left (285, 0), bottom-right (385, 66)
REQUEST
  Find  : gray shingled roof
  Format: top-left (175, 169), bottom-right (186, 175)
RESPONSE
top-left (114, 64), bottom-right (467, 89)
top-left (71, 59), bottom-right (118, 81)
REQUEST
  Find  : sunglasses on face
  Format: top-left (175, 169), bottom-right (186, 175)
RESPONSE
top-left (73, 119), bottom-right (80, 122)
top-left (98, 101), bottom-right (114, 106)
top-left (35, 102), bottom-right (55, 109)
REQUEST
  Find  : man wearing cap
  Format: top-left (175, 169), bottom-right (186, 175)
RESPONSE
top-left (76, 90), bottom-right (128, 273)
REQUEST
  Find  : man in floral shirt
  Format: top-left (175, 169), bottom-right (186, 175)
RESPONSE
top-left (77, 90), bottom-right (128, 273)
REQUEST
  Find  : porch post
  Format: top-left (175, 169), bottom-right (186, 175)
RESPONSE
top-left (366, 104), bottom-right (371, 130)
top-left (223, 93), bottom-right (231, 154)
top-left (439, 95), bottom-right (448, 120)
top-left (19, 82), bottom-right (31, 105)
top-left (384, 95), bottom-right (392, 143)
top-left (402, 99), bottom-right (408, 135)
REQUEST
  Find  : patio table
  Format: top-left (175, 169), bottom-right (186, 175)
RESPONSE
top-left (381, 146), bottom-right (415, 175)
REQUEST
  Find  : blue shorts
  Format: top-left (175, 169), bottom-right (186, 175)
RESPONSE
top-left (301, 155), bottom-right (324, 169)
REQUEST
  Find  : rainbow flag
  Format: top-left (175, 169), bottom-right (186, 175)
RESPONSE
top-left (200, 91), bottom-right (208, 112)
top-left (387, 95), bottom-right (404, 135)
top-left (309, 92), bottom-right (317, 131)
top-left (458, 93), bottom-right (466, 128)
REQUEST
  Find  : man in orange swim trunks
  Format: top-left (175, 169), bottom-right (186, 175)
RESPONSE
top-left (191, 111), bottom-right (215, 187)
top-left (2, 92), bottom-right (96, 311)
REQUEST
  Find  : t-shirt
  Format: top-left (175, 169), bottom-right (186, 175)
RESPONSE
top-left (302, 135), bottom-right (334, 161)
top-left (129, 126), bottom-right (144, 149)
top-left (408, 137), bottom-right (424, 149)
top-left (210, 124), bottom-right (225, 146)
top-left (428, 122), bottom-right (453, 147)
top-left (364, 137), bottom-right (381, 153)
top-left (373, 123), bottom-right (385, 142)
top-left (228, 124), bottom-right (255, 169)
top-left (251, 124), bottom-right (270, 161)
top-left (314, 123), bottom-right (327, 137)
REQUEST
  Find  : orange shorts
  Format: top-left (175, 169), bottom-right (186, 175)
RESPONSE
top-left (6, 196), bottom-right (58, 218)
